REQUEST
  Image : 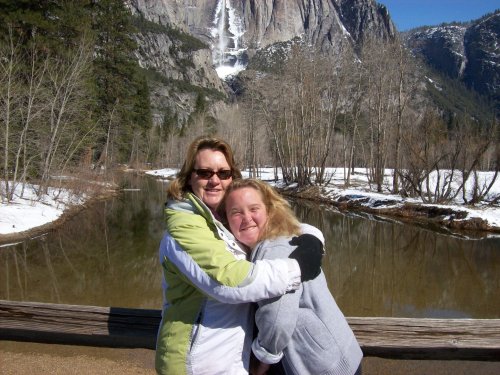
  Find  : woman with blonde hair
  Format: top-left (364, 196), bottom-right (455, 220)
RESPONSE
top-left (221, 179), bottom-right (363, 375)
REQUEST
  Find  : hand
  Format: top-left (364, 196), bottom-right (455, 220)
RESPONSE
top-left (289, 234), bottom-right (324, 282)
top-left (251, 361), bottom-right (270, 375)
top-left (250, 353), bottom-right (271, 375)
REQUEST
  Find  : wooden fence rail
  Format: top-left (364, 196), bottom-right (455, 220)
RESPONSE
top-left (1, 300), bottom-right (499, 361)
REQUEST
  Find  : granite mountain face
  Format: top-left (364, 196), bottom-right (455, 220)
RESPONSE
top-left (127, 1), bottom-right (497, 124)
top-left (130, 0), bottom-right (394, 52)
top-left (127, 0), bottom-right (396, 123)
top-left (405, 11), bottom-right (499, 107)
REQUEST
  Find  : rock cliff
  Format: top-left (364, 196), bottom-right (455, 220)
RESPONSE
top-left (126, 0), bottom-right (396, 124)
top-left (405, 11), bottom-right (499, 108)
top-left (130, 0), bottom-right (395, 52)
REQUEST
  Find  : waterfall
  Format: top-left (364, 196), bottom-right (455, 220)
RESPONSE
top-left (211, 0), bottom-right (247, 79)
top-left (215, 0), bottom-right (227, 66)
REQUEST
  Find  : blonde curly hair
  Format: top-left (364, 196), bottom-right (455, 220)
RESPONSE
top-left (219, 178), bottom-right (301, 242)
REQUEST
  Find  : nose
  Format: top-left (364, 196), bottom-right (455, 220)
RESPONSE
top-left (241, 211), bottom-right (253, 224)
top-left (207, 173), bottom-right (221, 184)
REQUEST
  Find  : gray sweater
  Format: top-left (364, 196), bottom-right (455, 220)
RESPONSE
top-left (251, 224), bottom-right (363, 375)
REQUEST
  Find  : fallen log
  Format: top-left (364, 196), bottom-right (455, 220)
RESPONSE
top-left (1, 300), bottom-right (499, 361)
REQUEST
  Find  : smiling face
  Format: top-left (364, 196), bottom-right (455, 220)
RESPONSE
top-left (189, 148), bottom-right (232, 211)
top-left (225, 187), bottom-right (268, 249)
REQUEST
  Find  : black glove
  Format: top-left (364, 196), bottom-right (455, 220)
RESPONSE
top-left (288, 234), bottom-right (324, 282)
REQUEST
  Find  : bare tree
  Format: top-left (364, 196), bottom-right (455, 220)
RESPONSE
top-left (398, 110), bottom-right (448, 202)
top-left (243, 70), bottom-right (295, 183)
top-left (455, 117), bottom-right (499, 205)
top-left (246, 45), bottom-right (357, 187)
top-left (314, 44), bottom-right (354, 185)
top-left (1, 29), bottom-right (98, 201)
top-left (12, 42), bottom-right (48, 196)
top-left (1, 29), bottom-right (49, 201)
top-left (391, 39), bottom-right (419, 193)
top-left (38, 39), bottom-right (95, 193)
top-left (0, 28), bottom-right (20, 201)
top-left (344, 72), bottom-right (364, 187)
top-left (360, 37), bottom-right (398, 192)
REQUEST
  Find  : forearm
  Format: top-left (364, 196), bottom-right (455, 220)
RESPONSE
top-left (252, 287), bottom-right (301, 363)
top-left (160, 234), bottom-right (300, 303)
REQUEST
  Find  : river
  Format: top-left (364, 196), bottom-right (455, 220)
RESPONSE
top-left (1, 173), bottom-right (499, 319)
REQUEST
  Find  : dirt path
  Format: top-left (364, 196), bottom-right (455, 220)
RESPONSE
top-left (2, 341), bottom-right (500, 375)
top-left (0, 341), bottom-right (156, 375)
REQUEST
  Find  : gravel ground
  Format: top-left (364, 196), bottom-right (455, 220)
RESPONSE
top-left (0, 342), bottom-right (156, 375)
top-left (1, 341), bottom-right (500, 375)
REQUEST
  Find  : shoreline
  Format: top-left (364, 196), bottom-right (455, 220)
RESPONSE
top-left (0, 190), bottom-right (119, 246)
top-left (2, 173), bottom-right (499, 246)
top-left (279, 185), bottom-right (500, 239)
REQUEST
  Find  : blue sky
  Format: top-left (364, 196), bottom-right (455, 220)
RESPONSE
top-left (377, 0), bottom-right (500, 31)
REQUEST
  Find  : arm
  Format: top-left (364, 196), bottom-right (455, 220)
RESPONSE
top-left (252, 282), bottom-right (302, 364)
top-left (252, 238), bottom-right (302, 364)
top-left (159, 233), bottom-right (301, 304)
top-left (251, 229), bottom-right (322, 364)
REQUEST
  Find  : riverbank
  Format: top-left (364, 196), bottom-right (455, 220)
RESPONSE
top-left (0, 178), bottom-right (119, 246)
top-left (148, 167), bottom-right (500, 238)
top-left (280, 184), bottom-right (500, 238)
top-left (2, 167), bottom-right (499, 246)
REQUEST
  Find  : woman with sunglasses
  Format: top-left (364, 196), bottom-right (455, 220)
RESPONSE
top-left (155, 136), bottom-right (324, 375)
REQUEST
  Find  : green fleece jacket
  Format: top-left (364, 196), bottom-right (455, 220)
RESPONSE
top-left (155, 193), bottom-right (300, 375)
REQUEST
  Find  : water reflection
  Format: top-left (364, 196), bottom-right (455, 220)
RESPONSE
top-left (1, 176), bottom-right (499, 319)
top-left (292, 201), bottom-right (500, 318)
top-left (0, 174), bottom-right (166, 309)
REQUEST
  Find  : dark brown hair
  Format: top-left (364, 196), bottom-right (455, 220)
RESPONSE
top-left (166, 136), bottom-right (242, 201)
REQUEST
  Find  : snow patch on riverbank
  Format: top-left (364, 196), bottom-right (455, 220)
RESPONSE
top-left (146, 167), bottom-right (500, 232)
top-left (0, 182), bottom-right (85, 236)
top-left (1, 167), bottom-right (499, 239)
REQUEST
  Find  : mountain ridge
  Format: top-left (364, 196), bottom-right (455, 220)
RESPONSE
top-left (405, 10), bottom-right (499, 110)
top-left (128, 1), bottom-right (497, 125)
top-left (128, 0), bottom-right (397, 123)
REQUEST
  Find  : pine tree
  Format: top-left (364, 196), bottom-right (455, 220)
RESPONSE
top-left (0, 0), bottom-right (92, 54)
top-left (90, 0), bottom-right (151, 164)
top-left (0, 0), bottom-right (153, 171)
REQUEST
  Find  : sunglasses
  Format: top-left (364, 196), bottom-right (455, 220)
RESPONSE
top-left (193, 168), bottom-right (233, 180)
